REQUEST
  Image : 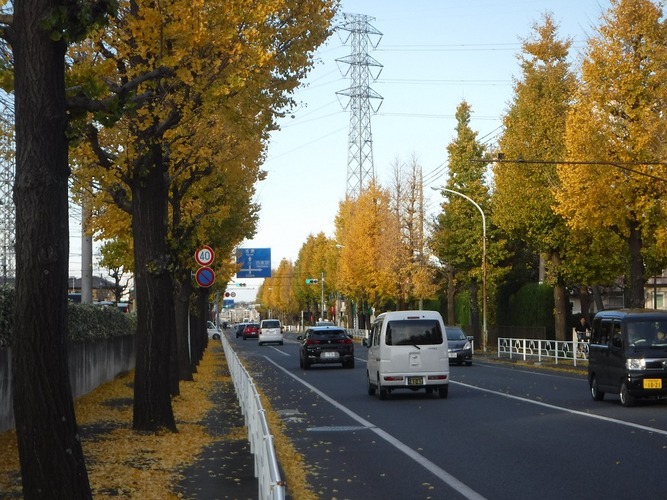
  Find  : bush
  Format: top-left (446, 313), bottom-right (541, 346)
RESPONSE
top-left (0, 286), bottom-right (136, 346)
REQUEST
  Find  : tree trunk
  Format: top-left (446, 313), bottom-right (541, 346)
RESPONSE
top-left (469, 278), bottom-right (480, 338)
top-left (131, 145), bottom-right (177, 432)
top-left (551, 253), bottom-right (568, 341)
top-left (174, 272), bottom-right (194, 383)
top-left (628, 220), bottom-right (645, 309)
top-left (592, 285), bottom-right (605, 312)
top-left (12, 1), bottom-right (92, 497)
top-left (447, 267), bottom-right (455, 325)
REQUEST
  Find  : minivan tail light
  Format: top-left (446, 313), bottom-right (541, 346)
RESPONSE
top-left (383, 375), bottom-right (404, 381)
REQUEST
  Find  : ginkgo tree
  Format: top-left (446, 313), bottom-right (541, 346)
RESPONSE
top-left (1, 0), bottom-right (116, 497)
top-left (388, 156), bottom-right (438, 309)
top-left (493, 14), bottom-right (576, 340)
top-left (555, 0), bottom-right (667, 308)
top-left (257, 258), bottom-right (299, 323)
top-left (335, 181), bottom-right (401, 327)
top-left (66, 0), bottom-right (338, 432)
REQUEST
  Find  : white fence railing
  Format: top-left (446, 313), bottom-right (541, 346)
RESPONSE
top-left (497, 337), bottom-right (589, 366)
top-left (221, 334), bottom-right (285, 500)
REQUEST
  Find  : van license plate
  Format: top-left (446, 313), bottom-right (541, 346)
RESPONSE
top-left (407, 376), bottom-right (423, 385)
top-left (643, 379), bottom-right (662, 389)
top-left (321, 351), bottom-right (339, 359)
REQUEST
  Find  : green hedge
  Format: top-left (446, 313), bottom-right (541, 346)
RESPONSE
top-left (0, 285), bottom-right (137, 347)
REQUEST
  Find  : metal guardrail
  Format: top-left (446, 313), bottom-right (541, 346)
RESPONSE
top-left (497, 337), bottom-right (589, 366)
top-left (221, 334), bottom-right (285, 500)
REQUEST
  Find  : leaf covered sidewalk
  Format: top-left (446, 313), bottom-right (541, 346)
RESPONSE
top-left (0, 342), bottom-right (257, 499)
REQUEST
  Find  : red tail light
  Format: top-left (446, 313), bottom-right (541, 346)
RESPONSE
top-left (306, 339), bottom-right (321, 345)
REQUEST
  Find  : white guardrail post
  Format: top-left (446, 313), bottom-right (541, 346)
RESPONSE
top-left (221, 334), bottom-right (286, 500)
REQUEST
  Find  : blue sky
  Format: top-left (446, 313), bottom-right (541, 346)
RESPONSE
top-left (233, 0), bottom-right (611, 301)
top-left (69, 0), bottom-right (612, 301)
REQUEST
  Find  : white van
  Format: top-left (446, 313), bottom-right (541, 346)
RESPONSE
top-left (258, 319), bottom-right (283, 346)
top-left (363, 310), bottom-right (449, 399)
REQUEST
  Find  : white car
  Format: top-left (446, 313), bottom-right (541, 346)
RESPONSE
top-left (207, 321), bottom-right (221, 340)
top-left (258, 319), bottom-right (283, 346)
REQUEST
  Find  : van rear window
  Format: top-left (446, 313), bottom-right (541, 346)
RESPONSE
top-left (385, 319), bottom-right (443, 346)
top-left (262, 320), bottom-right (280, 328)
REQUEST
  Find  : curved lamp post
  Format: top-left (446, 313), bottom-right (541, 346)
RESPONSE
top-left (432, 187), bottom-right (488, 352)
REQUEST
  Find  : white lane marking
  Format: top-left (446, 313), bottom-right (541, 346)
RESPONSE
top-left (264, 356), bottom-right (486, 500)
top-left (266, 345), bottom-right (290, 356)
top-left (451, 380), bottom-right (667, 436)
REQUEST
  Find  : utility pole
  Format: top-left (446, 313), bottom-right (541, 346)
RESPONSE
top-left (321, 271), bottom-right (325, 320)
top-left (336, 13), bottom-right (383, 198)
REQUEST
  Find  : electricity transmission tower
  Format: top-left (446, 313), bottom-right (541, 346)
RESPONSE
top-left (0, 115), bottom-right (15, 285)
top-left (336, 13), bottom-right (383, 198)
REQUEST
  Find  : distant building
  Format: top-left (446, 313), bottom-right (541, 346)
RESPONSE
top-left (68, 276), bottom-right (118, 303)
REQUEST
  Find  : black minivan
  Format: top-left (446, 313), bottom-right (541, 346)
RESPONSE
top-left (588, 309), bottom-right (667, 406)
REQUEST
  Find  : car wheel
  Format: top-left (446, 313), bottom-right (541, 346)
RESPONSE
top-left (590, 375), bottom-right (604, 401)
top-left (620, 381), bottom-right (635, 407)
top-left (279, 341), bottom-right (284, 346)
top-left (213, 334), bottom-right (220, 340)
top-left (438, 385), bottom-right (449, 399)
top-left (465, 360), bottom-right (472, 366)
top-left (367, 373), bottom-right (376, 396)
top-left (303, 357), bottom-right (311, 370)
top-left (258, 342), bottom-right (263, 346)
top-left (345, 358), bottom-right (355, 369)
top-left (243, 335), bottom-right (246, 340)
top-left (378, 377), bottom-right (387, 400)
top-left (299, 355), bottom-right (303, 369)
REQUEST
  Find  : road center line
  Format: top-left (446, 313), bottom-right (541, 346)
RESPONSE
top-left (264, 356), bottom-right (487, 500)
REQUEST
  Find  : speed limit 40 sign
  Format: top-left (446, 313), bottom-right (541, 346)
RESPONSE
top-left (195, 245), bottom-right (215, 266)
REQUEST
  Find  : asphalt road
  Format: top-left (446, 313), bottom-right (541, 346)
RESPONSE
top-left (228, 330), bottom-right (667, 500)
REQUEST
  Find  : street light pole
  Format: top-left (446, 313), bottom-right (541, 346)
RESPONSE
top-left (433, 187), bottom-right (488, 352)
top-left (321, 271), bottom-right (325, 321)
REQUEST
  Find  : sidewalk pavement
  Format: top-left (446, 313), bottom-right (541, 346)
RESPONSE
top-left (174, 342), bottom-right (258, 500)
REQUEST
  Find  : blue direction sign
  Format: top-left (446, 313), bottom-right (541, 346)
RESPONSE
top-left (195, 266), bottom-right (215, 287)
top-left (236, 248), bottom-right (271, 278)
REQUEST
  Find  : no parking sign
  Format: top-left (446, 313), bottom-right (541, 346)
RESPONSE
top-left (195, 266), bottom-right (215, 287)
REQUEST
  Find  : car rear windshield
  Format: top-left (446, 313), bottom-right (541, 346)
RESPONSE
top-left (385, 319), bottom-right (443, 346)
top-left (262, 320), bottom-right (280, 328)
top-left (311, 330), bottom-right (347, 340)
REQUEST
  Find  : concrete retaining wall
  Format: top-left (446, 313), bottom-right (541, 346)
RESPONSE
top-left (0, 335), bottom-right (135, 432)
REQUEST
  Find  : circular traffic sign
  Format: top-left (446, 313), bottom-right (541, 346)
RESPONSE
top-left (195, 245), bottom-right (215, 266)
top-left (195, 266), bottom-right (215, 287)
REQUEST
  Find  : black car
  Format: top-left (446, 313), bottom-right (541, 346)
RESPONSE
top-left (298, 326), bottom-right (355, 369)
top-left (446, 326), bottom-right (473, 366)
top-left (234, 323), bottom-right (248, 338)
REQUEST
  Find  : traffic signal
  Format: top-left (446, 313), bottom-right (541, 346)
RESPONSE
top-left (305, 278), bottom-right (319, 284)
top-left (235, 283), bottom-right (246, 287)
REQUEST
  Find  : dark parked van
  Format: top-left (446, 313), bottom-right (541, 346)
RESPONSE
top-left (588, 309), bottom-right (667, 406)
